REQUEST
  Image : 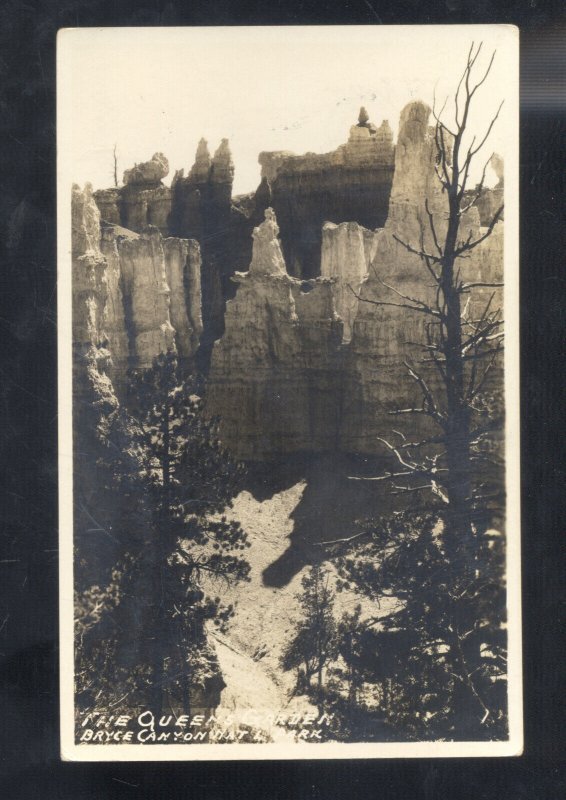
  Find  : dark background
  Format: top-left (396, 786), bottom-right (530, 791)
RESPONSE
top-left (0, 2), bottom-right (564, 797)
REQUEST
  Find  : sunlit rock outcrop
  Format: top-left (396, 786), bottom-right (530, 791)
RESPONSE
top-left (259, 108), bottom-right (395, 278)
top-left (115, 227), bottom-right (176, 370)
top-left (163, 237), bottom-right (203, 361)
top-left (206, 208), bottom-right (343, 459)
top-left (343, 101), bottom-right (504, 452)
top-left (207, 101), bottom-right (503, 461)
top-left (71, 184), bottom-right (108, 353)
top-left (321, 221), bottom-right (378, 342)
top-left (73, 183), bottom-right (203, 389)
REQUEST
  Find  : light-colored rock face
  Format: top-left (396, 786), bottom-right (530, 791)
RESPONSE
top-left (321, 221), bottom-right (378, 342)
top-left (343, 101), bottom-right (503, 452)
top-left (72, 184), bottom-right (108, 351)
top-left (491, 153), bottom-right (504, 187)
top-left (249, 208), bottom-right (287, 276)
top-left (99, 226), bottom-right (130, 388)
top-left (207, 101), bottom-right (503, 461)
top-left (123, 152), bottom-right (169, 185)
top-left (117, 228), bottom-right (177, 370)
top-left (206, 209), bottom-right (343, 459)
top-left (163, 237), bottom-right (203, 360)
top-left (72, 183), bottom-right (102, 259)
top-left (72, 184), bottom-right (203, 391)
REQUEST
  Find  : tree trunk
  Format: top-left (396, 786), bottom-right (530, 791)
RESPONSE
top-left (441, 196), bottom-right (474, 566)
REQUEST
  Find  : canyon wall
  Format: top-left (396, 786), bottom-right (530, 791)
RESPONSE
top-left (80, 101), bottom-right (503, 462)
top-left (207, 101), bottom-right (504, 461)
top-left (92, 112), bottom-right (396, 366)
top-left (72, 184), bottom-right (203, 394)
top-left (259, 109), bottom-right (395, 279)
top-left (206, 209), bottom-right (343, 460)
top-left (93, 142), bottom-right (269, 367)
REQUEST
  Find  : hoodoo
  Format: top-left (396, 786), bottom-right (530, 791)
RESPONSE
top-left (80, 102), bottom-right (503, 458)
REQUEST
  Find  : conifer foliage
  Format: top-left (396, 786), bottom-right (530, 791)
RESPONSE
top-left (74, 350), bottom-right (250, 720)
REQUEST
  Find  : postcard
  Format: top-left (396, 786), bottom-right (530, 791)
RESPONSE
top-left (58, 24), bottom-right (521, 759)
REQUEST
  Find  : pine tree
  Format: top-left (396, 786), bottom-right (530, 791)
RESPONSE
top-left (127, 351), bottom-right (251, 715)
top-left (75, 350), bottom-right (250, 720)
top-left (281, 564), bottom-right (337, 693)
top-left (334, 512), bottom-right (507, 740)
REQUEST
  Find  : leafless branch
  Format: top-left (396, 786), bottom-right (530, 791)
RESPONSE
top-left (392, 233), bottom-right (442, 266)
top-left (454, 204), bottom-right (504, 257)
top-left (348, 283), bottom-right (441, 318)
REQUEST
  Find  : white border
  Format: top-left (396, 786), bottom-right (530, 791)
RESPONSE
top-left (58, 24), bottom-right (522, 761)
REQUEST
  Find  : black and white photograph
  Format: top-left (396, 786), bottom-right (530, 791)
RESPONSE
top-left (58, 25), bottom-right (521, 759)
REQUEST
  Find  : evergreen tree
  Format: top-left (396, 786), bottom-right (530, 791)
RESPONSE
top-left (281, 564), bottom-right (337, 693)
top-left (334, 512), bottom-right (507, 740)
top-left (75, 350), bottom-right (251, 720)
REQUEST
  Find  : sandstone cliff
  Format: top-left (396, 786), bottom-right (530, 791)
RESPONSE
top-left (71, 183), bottom-right (120, 404)
top-left (321, 220), bottom-right (378, 342)
top-left (93, 153), bottom-right (172, 236)
top-left (206, 208), bottom-right (343, 459)
top-left (206, 101), bottom-right (504, 461)
top-left (72, 184), bottom-right (203, 391)
top-left (342, 101), bottom-right (504, 453)
top-left (259, 108), bottom-right (395, 279)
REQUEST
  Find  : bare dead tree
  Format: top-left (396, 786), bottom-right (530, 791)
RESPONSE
top-left (352, 42), bottom-right (505, 561)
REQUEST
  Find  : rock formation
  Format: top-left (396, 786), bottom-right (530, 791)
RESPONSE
top-left (81, 100), bottom-right (504, 461)
top-left (93, 141), bottom-right (271, 370)
top-left (99, 225), bottom-right (130, 390)
top-left (169, 139), bottom-right (236, 361)
top-left (72, 183), bottom-right (109, 355)
top-left (94, 153), bottom-right (172, 236)
top-left (72, 184), bottom-right (203, 393)
top-left (342, 101), bottom-right (504, 453)
top-left (206, 208), bottom-right (343, 459)
top-left (259, 108), bottom-right (395, 279)
top-left (207, 101), bottom-right (504, 461)
top-left (163, 237), bottom-right (203, 361)
top-left (473, 153), bottom-right (505, 226)
top-left (116, 228), bottom-right (177, 370)
top-left (321, 221), bottom-right (378, 342)
top-left (123, 152), bottom-right (169, 186)
top-left (92, 114), bottom-right (395, 368)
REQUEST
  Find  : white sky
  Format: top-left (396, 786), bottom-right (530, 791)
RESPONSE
top-left (59, 25), bottom-right (518, 196)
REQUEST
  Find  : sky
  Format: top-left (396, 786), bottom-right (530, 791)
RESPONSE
top-left (59, 25), bottom-right (518, 196)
